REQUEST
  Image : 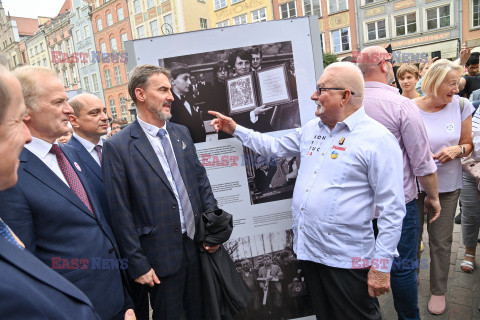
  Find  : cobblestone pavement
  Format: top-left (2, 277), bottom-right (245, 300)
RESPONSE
top-left (379, 216), bottom-right (480, 320)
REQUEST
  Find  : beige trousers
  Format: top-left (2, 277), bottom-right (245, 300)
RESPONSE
top-left (417, 189), bottom-right (460, 295)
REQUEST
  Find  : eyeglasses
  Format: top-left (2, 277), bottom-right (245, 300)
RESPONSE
top-left (377, 58), bottom-right (394, 65)
top-left (316, 87), bottom-right (356, 96)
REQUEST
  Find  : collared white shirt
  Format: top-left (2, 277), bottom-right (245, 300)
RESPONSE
top-left (72, 132), bottom-right (103, 166)
top-left (234, 107), bottom-right (406, 272)
top-left (137, 116), bottom-right (187, 233)
top-left (24, 137), bottom-right (69, 186)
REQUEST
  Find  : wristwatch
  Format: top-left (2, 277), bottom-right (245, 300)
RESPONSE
top-left (459, 145), bottom-right (465, 157)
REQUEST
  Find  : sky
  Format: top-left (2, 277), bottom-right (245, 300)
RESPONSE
top-left (2, 0), bottom-right (67, 19)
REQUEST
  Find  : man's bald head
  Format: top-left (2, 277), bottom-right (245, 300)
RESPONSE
top-left (69, 93), bottom-right (104, 117)
top-left (324, 62), bottom-right (364, 107)
top-left (356, 46), bottom-right (394, 84)
top-left (13, 66), bottom-right (57, 113)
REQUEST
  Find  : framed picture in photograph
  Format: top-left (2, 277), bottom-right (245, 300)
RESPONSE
top-left (226, 74), bottom-right (258, 114)
top-left (256, 64), bottom-right (291, 106)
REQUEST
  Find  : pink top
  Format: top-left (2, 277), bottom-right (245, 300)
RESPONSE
top-left (364, 81), bottom-right (437, 203)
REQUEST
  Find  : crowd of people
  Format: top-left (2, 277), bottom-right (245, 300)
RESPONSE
top-left (0, 42), bottom-right (479, 320)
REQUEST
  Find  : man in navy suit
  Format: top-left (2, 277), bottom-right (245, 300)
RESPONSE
top-left (68, 93), bottom-right (112, 227)
top-left (0, 66), bottom-right (132, 320)
top-left (0, 66), bottom-right (138, 319)
top-left (102, 64), bottom-right (219, 320)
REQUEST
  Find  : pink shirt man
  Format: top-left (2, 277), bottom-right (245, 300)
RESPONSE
top-left (363, 81), bottom-right (437, 203)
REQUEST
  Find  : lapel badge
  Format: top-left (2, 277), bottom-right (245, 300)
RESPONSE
top-left (339, 137), bottom-right (345, 145)
top-left (74, 162), bottom-right (82, 172)
top-left (331, 151), bottom-right (338, 159)
top-left (182, 141), bottom-right (187, 149)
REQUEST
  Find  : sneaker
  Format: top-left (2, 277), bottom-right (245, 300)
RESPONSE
top-left (455, 213), bottom-right (462, 224)
top-left (420, 241), bottom-right (424, 252)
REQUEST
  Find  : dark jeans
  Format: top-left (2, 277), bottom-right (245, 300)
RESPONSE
top-left (390, 199), bottom-right (420, 320)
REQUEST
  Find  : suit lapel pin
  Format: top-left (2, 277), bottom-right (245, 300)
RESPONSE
top-left (74, 162), bottom-right (82, 172)
top-left (339, 137), bottom-right (345, 145)
top-left (331, 151), bottom-right (338, 159)
top-left (182, 141), bottom-right (187, 150)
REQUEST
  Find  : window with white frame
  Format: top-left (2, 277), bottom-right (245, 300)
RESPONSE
top-left (92, 73), bottom-right (99, 92)
top-left (35, 46), bottom-right (38, 54)
top-left (137, 25), bottom-right (145, 38)
top-left (110, 38), bottom-right (118, 52)
top-left (147, 0), bottom-right (156, 8)
top-left (200, 18), bottom-right (208, 29)
top-left (40, 43), bottom-right (44, 51)
top-left (63, 70), bottom-right (69, 87)
top-left (30, 48), bottom-right (34, 56)
top-left (121, 33), bottom-right (128, 50)
top-left (328, 0), bottom-right (347, 14)
top-left (331, 27), bottom-right (350, 53)
top-left (367, 19), bottom-right (386, 41)
top-left (365, 0), bottom-right (380, 4)
top-left (84, 76), bottom-right (91, 92)
top-left (109, 99), bottom-right (117, 118)
top-left (395, 13), bottom-right (416, 36)
top-left (100, 42), bottom-right (107, 53)
top-left (117, 7), bottom-right (124, 21)
top-left (150, 20), bottom-right (159, 36)
top-left (66, 40), bottom-right (72, 55)
top-left (251, 8), bottom-right (267, 22)
top-left (231, 0), bottom-right (242, 4)
top-left (84, 25), bottom-right (90, 38)
top-left (96, 19), bottom-right (103, 31)
top-left (164, 14), bottom-right (173, 32)
top-left (280, 1), bottom-right (297, 19)
top-left (134, 0), bottom-right (142, 14)
top-left (43, 58), bottom-right (47, 66)
top-left (216, 19), bottom-right (229, 27)
top-left (106, 13), bottom-right (113, 26)
top-left (75, 29), bottom-right (82, 42)
top-left (233, 14), bottom-right (247, 25)
top-left (303, 0), bottom-right (321, 17)
top-left (426, 5), bottom-right (450, 30)
top-left (114, 66), bottom-right (122, 85)
top-left (72, 67), bottom-right (78, 84)
top-left (474, 0), bottom-right (480, 27)
top-left (105, 69), bottom-right (112, 88)
top-left (120, 96), bottom-right (127, 116)
top-left (214, 0), bottom-right (227, 11)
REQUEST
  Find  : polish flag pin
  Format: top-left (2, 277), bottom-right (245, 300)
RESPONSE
top-left (74, 162), bottom-right (82, 172)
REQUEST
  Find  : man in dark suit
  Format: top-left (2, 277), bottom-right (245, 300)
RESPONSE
top-left (0, 66), bottom-right (132, 320)
top-left (102, 64), bottom-right (219, 320)
top-left (169, 66), bottom-right (206, 143)
top-left (68, 93), bottom-right (112, 227)
top-left (0, 65), bottom-right (136, 319)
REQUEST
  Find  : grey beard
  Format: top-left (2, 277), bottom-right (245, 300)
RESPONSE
top-left (147, 104), bottom-right (172, 122)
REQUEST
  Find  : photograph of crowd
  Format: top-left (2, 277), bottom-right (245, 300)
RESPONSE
top-left (243, 147), bottom-right (299, 205)
top-left (224, 230), bottom-right (313, 320)
top-left (158, 41), bottom-right (300, 143)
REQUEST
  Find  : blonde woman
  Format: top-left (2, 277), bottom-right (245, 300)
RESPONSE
top-left (414, 59), bottom-right (474, 315)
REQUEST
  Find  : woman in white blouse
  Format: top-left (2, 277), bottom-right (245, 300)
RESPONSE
top-left (414, 59), bottom-right (474, 315)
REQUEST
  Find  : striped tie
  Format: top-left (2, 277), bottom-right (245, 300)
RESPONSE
top-left (50, 144), bottom-right (95, 215)
top-left (157, 129), bottom-right (195, 239)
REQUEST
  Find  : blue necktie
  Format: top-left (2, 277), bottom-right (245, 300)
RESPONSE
top-left (157, 129), bottom-right (196, 239)
top-left (0, 219), bottom-right (22, 249)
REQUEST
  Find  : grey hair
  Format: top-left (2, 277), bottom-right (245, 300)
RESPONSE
top-left (13, 66), bottom-right (57, 113)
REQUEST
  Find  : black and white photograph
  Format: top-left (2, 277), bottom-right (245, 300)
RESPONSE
top-left (224, 230), bottom-right (313, 320)
top-left (243, 147), bottom-right (299, 205)
top-left (158, 41), bottom-right (301, 143)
